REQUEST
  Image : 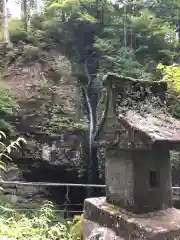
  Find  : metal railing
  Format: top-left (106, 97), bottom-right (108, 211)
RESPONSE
top-left (0, 181), bottom-right (106, 188)
top-left (0, 180), bottom-right (106, 220)
top-left (1, 180), bottom-right (180, 219)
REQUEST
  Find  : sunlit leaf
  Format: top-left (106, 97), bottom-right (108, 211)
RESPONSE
top-left (17, 137), bottom-right (27, 144)
top-left (0, 131), bottom-right (6, 140)
top-left (1, 154), bottom-right (12, 161)
top-left (6, 146), bottom-right (11, 154)
top-left (0, 142), bottom-right (6, 148)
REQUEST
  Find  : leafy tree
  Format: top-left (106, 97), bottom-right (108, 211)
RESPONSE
top-left (157, 63), bottom-right (180, 118)
top-left (95, 42), bottom-right (148, 79)
top-left (130, 9), bottom-right (177, 63)
top-left (2, 0), bottom-right (10, 43)
top-left (157, 63), bottom-right (180, 93)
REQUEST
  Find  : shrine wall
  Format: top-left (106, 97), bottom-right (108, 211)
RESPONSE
top-left (105, 150), bottom-right (134, 209)
top-left (133, 147), bottom-right (172, 213)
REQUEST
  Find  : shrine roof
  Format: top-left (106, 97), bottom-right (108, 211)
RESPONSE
top-left (103, 72), bottom-right (167, 90)
top-left (118, 111), bottom-right (180, 143)
top-left (104, 73), bottom-right (180, 147)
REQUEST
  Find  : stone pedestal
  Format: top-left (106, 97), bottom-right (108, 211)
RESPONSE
top-left (83, 197), bottom-right (180, 239)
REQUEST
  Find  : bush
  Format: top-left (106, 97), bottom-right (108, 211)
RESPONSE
top-left (0, 81), bottom-right (19, 131)
top-left (8, 19), bottom-right (28, 43)
top-left (22, 45), bottom-right (40, 61)
top-left (10, 30), bottom-right (28, 43)
top-left (0, 201), bottom-right (78, 240)
top-left (157, 63), bottom-right (180, 93)
top-left (30, 14), bottom-right (46, 31)
top-left (70, 215), bottom-right (83, 240)
top-left (157, 63), bottom-right (180, 118)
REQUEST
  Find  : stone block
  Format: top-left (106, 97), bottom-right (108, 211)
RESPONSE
top-left (83, 219), bottom-right (124, 239)
top-left (83, 197), bottom-right (180, 239)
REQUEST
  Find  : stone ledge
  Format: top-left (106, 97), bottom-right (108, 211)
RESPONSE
top-left (83, 197), bottom-right (180, 239)
top-left (83, 219), bottom-right (124, 239)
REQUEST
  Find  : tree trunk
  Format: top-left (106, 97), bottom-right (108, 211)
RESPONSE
top-left (36, 0), bottom-right (40, 14)
top-left (178, 20), bottom-right (180, 44)
top-left (2, 0), bottom-right (10, 44)
top-left (21, 0), bottom-right (28, 31)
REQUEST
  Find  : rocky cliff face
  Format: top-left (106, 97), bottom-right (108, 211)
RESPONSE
top-left (0, 46), bottom-right (88, 207)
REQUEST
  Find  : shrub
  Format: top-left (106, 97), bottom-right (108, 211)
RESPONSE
top-left (8, 19), bottom-right (28, 43)
top-left (10, 30), bottom-right (28, 43)
top-left (22, 45), bottom-right (40, 61)
top-left (0, 81), bottom-right (19, 131)
top-left (157, 63), bottom-right (180, 118)
top-left (157, 63), bottom-right (180, 94)
top-left (0, 201), bottom-right (76, 240)
top-left (30, 14), bottom-right (46, 31)
top-left (70, 215), bottom-right (83, 240)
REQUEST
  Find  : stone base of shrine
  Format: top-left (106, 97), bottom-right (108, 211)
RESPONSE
top-left (83, 197), bottom-right (180, 239)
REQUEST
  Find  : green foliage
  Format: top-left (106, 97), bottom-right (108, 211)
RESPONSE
top-left (149, 0), bottom-right (180, 24)
top-left (0, 86), bottom-right (17, 115)
top-left (171, 151), bottom-right (180, 170)
top-left (10, 30), bottom-right (28, 43)
top-left (95, 41), bottom-right (148, 79)
top-left (8, 19), bottom-right (28, 43)
top-left (94, 5), bottom-right (177, 82)
top-left (157, 63), bottom-right (180, 93)
top-left (70, 215), bottom-right (83, 240)
top-left (0, 200), bottom-right (79, 240)
top-left (22, 45), bottom-right (40, 61)
top-left (46, 116), bottom-right (86, 133)
top-left (0, 18), bottom-right (28, 43)
top-left (157, 63), bottom-right (180, 119)
top-left (130, 9), bottom-right (177, 62)
top-left (0, 131), bottom-right (26, 174)
top-left (46, 0), bottom-right (97, 23)
top-left (0, 81), bottom-right (18, 131)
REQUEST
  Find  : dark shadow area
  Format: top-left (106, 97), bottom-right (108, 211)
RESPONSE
top-left (13, 157), bottom-right (105, 217)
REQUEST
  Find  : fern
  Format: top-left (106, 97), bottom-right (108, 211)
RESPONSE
top-left (0, 201), bottom-right (76, 240)
top-left (0, 131), bottom-right (26, 181)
